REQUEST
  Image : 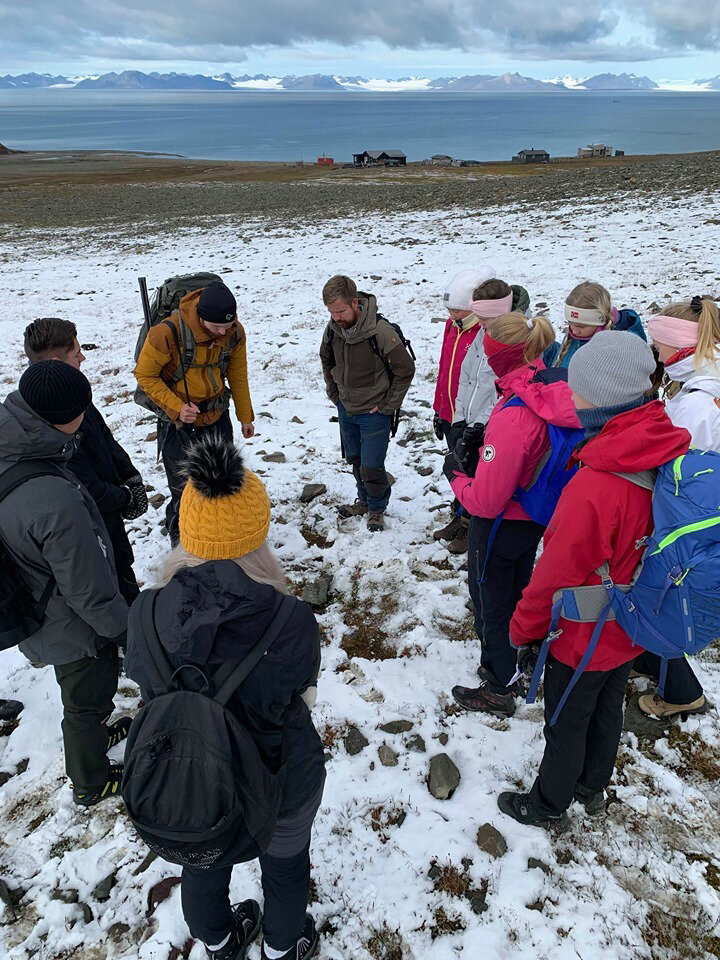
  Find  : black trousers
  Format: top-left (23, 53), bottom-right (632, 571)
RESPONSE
top-left (159, 410), bottom-right (233, 546)
top-left (53, 642), bottom-right (119, 792)
top-left (468, 516), bottom-right (544, 690)
top-left (102, 511), bottom-right (139, 605)
top-left (439, 417), bottom-right (464, 516)
top-left (529, 654), bottom-right (633, 817)
top-left (633, 652), bottom-right (703, 704)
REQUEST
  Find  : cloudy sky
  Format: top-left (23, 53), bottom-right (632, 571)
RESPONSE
top-left (1, 0), bottom-right (720, 80)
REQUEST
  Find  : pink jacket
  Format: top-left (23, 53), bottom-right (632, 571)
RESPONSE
top-left (433, 318), bottom-right (483, 422)
top-left (450, 361), bottom-right (581, 520)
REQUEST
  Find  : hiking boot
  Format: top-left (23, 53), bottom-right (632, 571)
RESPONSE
top-left (261, 914), bottom-right (318, 960)
top-left (107, 716), bottom-right (132, 750)
top-left (367, 511), bottom-right (385, 532)
top-left (337, 500), bottom-right (368, 519)
top-left (574, 787), bottom-right (606, 817)
top-left (638, 692), bottom-right (709, 720)
top-left (447, 517), bottom-right (470, 554)
top-left (497, 791), bottom-right (570, 831)
top-left (475, 665), bottom-right (523, 695)
top-left (72, 764), bottom-right (124, 808)
top-left (0, 699), bottom-right (24, 723)
top-left (206, 900), bottom-right (261, 960)
top-left (451, 682), bottom-right (517, 717)
top-left (433, 514), bottom-right (462, 542)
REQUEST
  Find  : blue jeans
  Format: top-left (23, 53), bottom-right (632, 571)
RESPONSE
top-left (338, 403), bottom-right (392, 512)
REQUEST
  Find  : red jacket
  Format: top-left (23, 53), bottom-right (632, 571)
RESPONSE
top-left (510, 401), bottom-right (691, 670)
top-left (433, 318), bottom-right (482, 422)
top-left (451, 361), bottom-right (580, 521)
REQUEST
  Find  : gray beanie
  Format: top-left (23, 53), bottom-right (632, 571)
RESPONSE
top-left (568, 331), bottom-right (656, 407)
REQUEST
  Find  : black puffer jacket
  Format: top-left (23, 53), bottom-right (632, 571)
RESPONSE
top-left (125, 559), bottom-right (325, 818)
top-left (68, 403), bottom-right (138, 516)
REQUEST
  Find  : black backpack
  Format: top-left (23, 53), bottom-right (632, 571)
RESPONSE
top-left (327, 313), bottom-right (416, 437)
top-left (122, 588), bottom-right (297, 868)
top-left (134, 272), bottom-right (223, 363)
top-left (0, 461), bottom-right (62, 651)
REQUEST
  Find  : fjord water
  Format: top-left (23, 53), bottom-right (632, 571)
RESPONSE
top-left (1, 89), bottom-right (719, 161)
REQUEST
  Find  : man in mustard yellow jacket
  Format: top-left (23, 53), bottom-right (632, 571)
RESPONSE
top-left (134, 281), bottom-right (254, 544)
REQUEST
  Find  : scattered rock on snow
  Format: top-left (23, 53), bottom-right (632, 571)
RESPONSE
top-left (344, 725), bottom-right (369, 756)
top-left (428, 754), bottom-right (460, 800)
top-left (406, 733), bottom-right (426, 753)
top-left (148, 493), bottom-right (166, 508)
top-left (52, 888), bottom-right (79, 904)
top-left (291, 416), bottom-right (305, 424)
top-left (77, 901), bottom-right (94, 924)
top-left (144, 431), bottom-right (157, 442)
top-left (262, 451), bottom-right (286, 463)
top-left (438, 732), bottom-right (449, 746)
top-left (80, 343), bottom-right (98, 351)
top-left (527, 857), bottom-right (551, 875)
top-left (623, 698), bottom-right (667, 741)
top-left (467, 888), bottom-right (490, 914)
top-left (476, 823), bottom-right (508, 859)
top-left (92, 874), bottom-right (117, 902)
top-left (379, 719), bottom-right (413, 734)
top-left (417, 466), bottom-right (433, 477)
top-left (378, 744), bottom-right (399, 767)
top-left (302, 574), bottom-right (332, 608)
top-left (300, 483), bottom-right (327, 504)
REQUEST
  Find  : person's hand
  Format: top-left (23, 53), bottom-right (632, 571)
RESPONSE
top-left (241, 422), bottom-right (255, 439)
top-left (432, 412), bottom-right (444, 441)
top-left (179, 402), bottom-right (200, 424)
top-left (443, 451), bottom-right (463, 484)
top-left (122, 474), bottom-right (148, 520)
top-left (369, 406), bottom-right (379, 414)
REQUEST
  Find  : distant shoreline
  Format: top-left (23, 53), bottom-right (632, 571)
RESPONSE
top-left (2, 148), bottom-right (719, 234)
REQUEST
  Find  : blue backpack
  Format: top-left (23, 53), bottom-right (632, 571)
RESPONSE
top-left (527, 448), bottom-right (720, 724)
top-left (479, 396), bottom-right (585, 582)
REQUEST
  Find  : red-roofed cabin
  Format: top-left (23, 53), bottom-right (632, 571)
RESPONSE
top-left (317, 156), bottom-right (334, 165)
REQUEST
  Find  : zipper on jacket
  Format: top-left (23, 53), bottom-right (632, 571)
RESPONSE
top-left (651, 514), bottom-right (720, 555)
top-left (447, 320), bottom-right (479, 420)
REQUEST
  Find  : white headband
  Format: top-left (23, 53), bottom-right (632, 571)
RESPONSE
top-left (564, 302), bottom-right (608, 327)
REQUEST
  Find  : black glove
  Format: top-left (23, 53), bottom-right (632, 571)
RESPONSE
top-left (517, 642), bottom-right (542, 677)
top-left (454, 422), bottom-right (486, 477)
top-left (443, 451), bottom-right (463, 483)
top-left (447, 420), bottom-right (466, 451)
top-left (121, 474), bottom-right (148, 520)
top-left (432, 412), bottom-right (445, 442)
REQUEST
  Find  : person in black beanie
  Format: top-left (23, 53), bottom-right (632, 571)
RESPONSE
top-left (0, 361), bottom-right (130, 806)
top-left (134, 280), bottom-right (255, 545)
top-left (24, 318), bottom-right (146, 605)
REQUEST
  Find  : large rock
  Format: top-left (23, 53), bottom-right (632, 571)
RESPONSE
top-left (379, 719), bottom-right (413, 734)
top-left (300, 483), bottom-right (327, 504)
top-left (344, 725), bottom-right (369, 756)
top-left (428, 754), bottom-right (460, 800)
top-left (262, 452), bottom-right (286, 463)
top-left (624, 698), bottom-right (667, 741)
top-left (302, 574), bottom-right (332, 608)
top-left (476, 823), bottom-right (508, 859)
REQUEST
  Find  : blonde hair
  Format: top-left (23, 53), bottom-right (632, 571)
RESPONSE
top-left (158, 541), bottom-right (289, 594)
top-left (660, 297), bottom-right (720, 370)
top-left (555, 281), bottom-right (614, 365)
top-left (487, 311), bottom-right (555, 364)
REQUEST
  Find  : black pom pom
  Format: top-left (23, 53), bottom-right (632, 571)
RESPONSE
top-left (182, 435), bottom-right (246, 498)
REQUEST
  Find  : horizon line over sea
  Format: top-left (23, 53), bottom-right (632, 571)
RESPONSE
top-left (1, 89), bottom-right (719, 163)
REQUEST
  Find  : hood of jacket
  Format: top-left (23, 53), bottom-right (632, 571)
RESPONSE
top-left (0, 391), bottom-right (74, 471)
top-left (666, 352), bottom-right (720, 397)
top-left (577, 400), bottom-right (690, 474)
top-left (152, 559), bottom-right (277, 667)
top-left (496, 361), bottom-right (581, 428)
top-left (330, 292), bottom-right (379, 344)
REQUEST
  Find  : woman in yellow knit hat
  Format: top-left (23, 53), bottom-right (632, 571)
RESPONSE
top-left (124, 436), bottom-right (324, 960)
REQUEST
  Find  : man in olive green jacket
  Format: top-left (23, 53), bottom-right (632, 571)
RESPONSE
top-left (320, 275), bottom-right (415, 531)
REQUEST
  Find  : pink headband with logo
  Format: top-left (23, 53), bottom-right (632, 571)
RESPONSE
top-left (470, 293), bottom-right (513, 319)
top-left (647, 315), bottom-right (699, 349)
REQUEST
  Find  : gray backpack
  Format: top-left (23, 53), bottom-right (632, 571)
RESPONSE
top-left (122, 588), bottom-right (296, 868)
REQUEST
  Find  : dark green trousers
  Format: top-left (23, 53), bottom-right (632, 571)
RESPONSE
top-left (53, 642), bottom-right (119, 792)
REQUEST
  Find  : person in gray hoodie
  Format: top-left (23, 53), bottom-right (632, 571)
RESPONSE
top-left (0, 362), bottom-right (129, 806)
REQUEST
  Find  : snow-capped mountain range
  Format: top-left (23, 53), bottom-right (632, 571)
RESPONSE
top-left (1, 70), bottom-right (719, 92)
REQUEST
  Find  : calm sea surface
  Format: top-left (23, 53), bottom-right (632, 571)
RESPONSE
top-left (0, 89), bottom-right (718, 162)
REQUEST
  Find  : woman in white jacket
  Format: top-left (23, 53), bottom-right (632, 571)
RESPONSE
top-left (637, 295), bottom-right (720, 718)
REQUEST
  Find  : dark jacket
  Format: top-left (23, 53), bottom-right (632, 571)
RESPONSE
top-left (68, 403), bottom-right (137, 517)
top-left (319, 293), bottom-right (415, 415)
top-left (0, 392), bottom-right (129, 665)
top-left (124, 559), bottom-right (325, 818)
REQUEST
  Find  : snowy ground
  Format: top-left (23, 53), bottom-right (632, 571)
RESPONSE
top-left (1, 191), bottom-right (719, 960)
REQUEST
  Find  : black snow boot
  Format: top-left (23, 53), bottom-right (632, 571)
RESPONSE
top-left (574, 786), bottom-right (606, 817)
top-left (261, 915), bottom-right (318, 960)
top-left (72, 764), bottom-right (124, 808)
top-left (205, 901), bottom-right (261, 960)
top-left (452, 682), bottom-right (517, 717)
top-left (497, 791), bottom-right (569, 831)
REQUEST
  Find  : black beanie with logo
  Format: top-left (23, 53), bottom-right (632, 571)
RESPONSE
top-left (196, 282), bottom-right (237, 325)
top-left (19, 360), bottom-right (92, 425)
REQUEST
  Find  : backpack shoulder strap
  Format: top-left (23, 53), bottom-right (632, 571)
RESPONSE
top-left (0, 460), bottom-right (65, 502)
top-left (130, 589), bottom-right (175, 697)
top-left (213, 594), bottom-right (297, 707)
top-left (162, 314), bottom-right (195, 386)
